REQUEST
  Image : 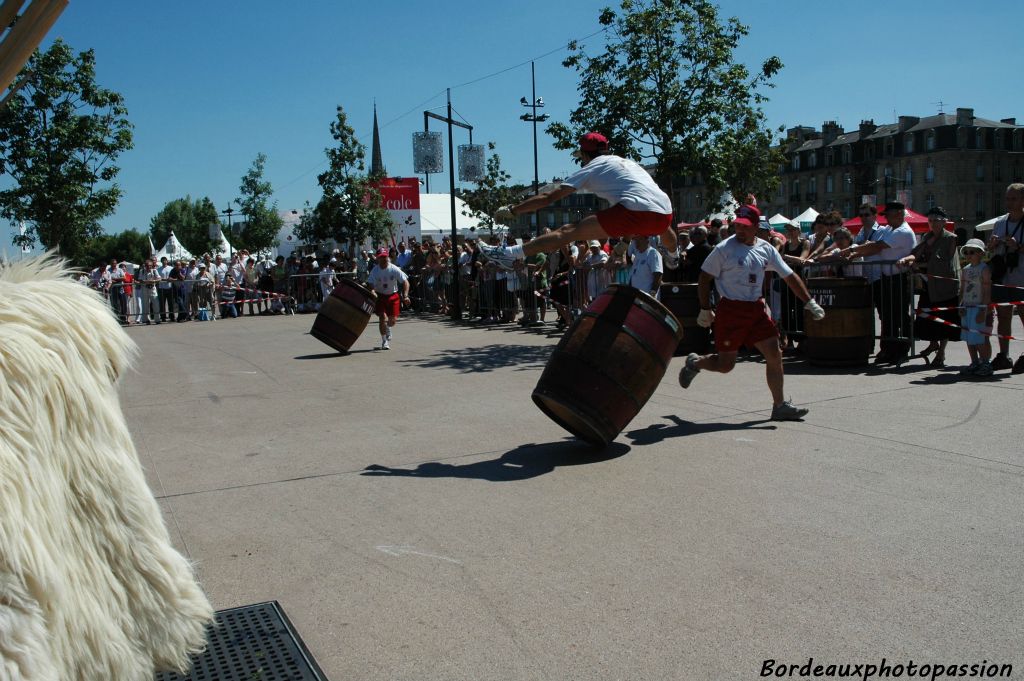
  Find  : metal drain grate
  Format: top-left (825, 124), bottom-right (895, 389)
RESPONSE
top-left (155, 601), bottom-right (328, 681)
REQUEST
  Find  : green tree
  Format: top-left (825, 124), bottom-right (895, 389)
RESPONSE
top-left (235, 152), bottom-right (283, 253)
top-left (459, 143), bottom-right (528, 235)
top-left (0, 39), bottom-right (133, 262)
top-left (148, 196), bottom-right (220, 257)
top-left (78, 229), bottom-right (152, 268)
top-left (547, 0), bottom-right (784, 209)
top-left (294, 106), bottom-right (393, 251)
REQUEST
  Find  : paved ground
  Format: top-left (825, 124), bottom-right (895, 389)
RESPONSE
top-left (122, 311), bottom-right (1024, 681)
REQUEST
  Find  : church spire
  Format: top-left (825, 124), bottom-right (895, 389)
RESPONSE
top-left (370, 101), bottom-right (385, 177)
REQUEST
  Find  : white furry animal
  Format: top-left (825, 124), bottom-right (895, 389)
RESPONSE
top-left (0, 256), bottom-right (213, 680)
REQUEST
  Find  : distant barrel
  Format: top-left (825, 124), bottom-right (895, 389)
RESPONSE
top-left (658, 283), bottom-right (710, 355)
top-left (532, 284), bottom-right (683, 447)
top-left (802, 277), bottom-right (874, 365)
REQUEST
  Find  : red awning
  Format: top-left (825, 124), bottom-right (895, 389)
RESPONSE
top-left (843, 205), bottom-right (953, 235)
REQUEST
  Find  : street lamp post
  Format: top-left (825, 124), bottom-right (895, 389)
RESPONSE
top-left (520, 61), bottom-right (549, 236)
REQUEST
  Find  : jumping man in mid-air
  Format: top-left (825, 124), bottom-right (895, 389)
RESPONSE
top-left (478, 132), bottom-right (678, 267)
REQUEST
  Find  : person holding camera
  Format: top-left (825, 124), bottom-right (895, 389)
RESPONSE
top-left (986, 182), bottom-right (1024, 373)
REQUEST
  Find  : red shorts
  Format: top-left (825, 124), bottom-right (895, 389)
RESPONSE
top-left (375, 292), bottom-right (400, 319)
top-left (594, 204), bottom-right (673, 238)
top-left (714, 297), bottom-right (778, 352)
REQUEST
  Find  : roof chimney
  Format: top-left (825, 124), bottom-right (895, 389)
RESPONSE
top-left (859, 119), bottom-right (876, 137)
top-left (898, 116), bottom-right (920, 132)
top-left (956, 108), bottom-right (975, 126)
top-left (1001, 117), bottom-right (1017, 125)
top-left (822, 120), bottom-right (844, 144)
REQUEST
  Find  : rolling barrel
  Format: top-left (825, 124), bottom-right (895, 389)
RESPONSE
top-left (310, 278), bottom-right (376, 353)
top-left (802, 277), bottom-right (874, 366)
top-left (532, 284), bottom-right (684, 447)
top-left (658, 283), bottom-right (710, 355)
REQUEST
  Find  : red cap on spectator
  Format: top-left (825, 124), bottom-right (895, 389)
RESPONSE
top-left (731, 204), bottom-right (762, 228)
top-left (376, 248), bottom-right (389, 258)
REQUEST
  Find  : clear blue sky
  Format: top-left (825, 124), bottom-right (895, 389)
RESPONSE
top-left (18, 0), bottom-right (1024, 241)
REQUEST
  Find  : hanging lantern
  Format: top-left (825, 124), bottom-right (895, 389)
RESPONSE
top-left (458, 143), bottom-right (485, 182)
top-left (412, 132), bottom-right (443, 174)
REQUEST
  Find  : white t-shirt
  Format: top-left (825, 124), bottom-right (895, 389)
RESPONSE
top-left (629, 246), bottom-right (663, 293)
top-left (701, 236), bottom-right (794, 302)
top-left (211, 262), bottom-right (228, 285)
top-left (853, 221), bottom-right (891, 282)
top-left (584, 250), bottom-right (610, 296)
top-left (157, 264), bottom-right (173, 289)
top-left (366, 263), bottom-right (409, 295)
top-left (561, 155), bottom-right (672, 214)
top-left (992, 214), bottom-right (1024, 286)
top-left (877, 223), bottom-right (917, 276)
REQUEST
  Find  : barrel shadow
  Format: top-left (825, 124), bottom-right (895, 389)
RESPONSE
top-left (294, 349), bottom-right (375, 359)
top-left (625, 414), bottom-right (776, 445)
top-left (361, 440), bottom-right (630, 482)
top-left (397, 343), bottom-right (554, 373)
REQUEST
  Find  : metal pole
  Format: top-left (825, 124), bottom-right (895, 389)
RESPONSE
top-left (447, 88), bottom-right (460, 320)
top-left (423, 112), bottom-right (430, 193)
top-left (531, 61), bottom-right (539, 199)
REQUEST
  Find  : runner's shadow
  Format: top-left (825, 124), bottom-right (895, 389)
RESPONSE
top-left (625, 414), bottom-right (776, 446)
top-left (361, 439), bottom-right (629, 482)
top-left (397, 343), bottom-right (553, 373)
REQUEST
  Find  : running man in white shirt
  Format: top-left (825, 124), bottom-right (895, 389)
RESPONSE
top-left (478, 132), bottom-right (678, 268)
top-left (366, 247), bottom-right (411, 350)
top-left (677, 204), bottom-right (826, 421)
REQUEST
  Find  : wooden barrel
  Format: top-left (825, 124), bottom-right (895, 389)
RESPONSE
top-left (532, 284), bottom-right (684, 447)
top-left (802, 277), bottom-right (874, 366)
top-left (658, 283), bottom-right (710, 355)
top-left (310, 278), bottom-right (375, 353)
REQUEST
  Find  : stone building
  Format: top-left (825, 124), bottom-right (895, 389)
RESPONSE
top-left (676, 107), bottom-right (1024, 233)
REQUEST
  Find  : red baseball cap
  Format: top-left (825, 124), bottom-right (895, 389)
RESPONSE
top-left (376, 248), bottom-right (390, 258)
top-left (731, 204), bottom-right (762, 228)
top-left (579, 132), bottom-right (609, 153)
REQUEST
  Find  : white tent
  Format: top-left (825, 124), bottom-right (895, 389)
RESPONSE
top-left (212, 229), bottom-right (234, 257)
top-left (768, 213), bottom-right (792, 227)
top-left (153, 231), bottom-right (194, 262)
top-left (792, 207), bottom-right (820, 232)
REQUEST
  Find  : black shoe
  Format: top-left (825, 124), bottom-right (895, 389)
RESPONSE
top-left (1013, 355), bottom-right (1024, 375)
top-left (992, 353), bottom-right (1013, 371)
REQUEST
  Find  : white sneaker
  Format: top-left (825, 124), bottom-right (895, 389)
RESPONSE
top-left (478, 242), bottom-right (518, 269)
top-left (381, 338), bottom-right (390, 350)
top-left (386, 328), bottom-right (392, 341)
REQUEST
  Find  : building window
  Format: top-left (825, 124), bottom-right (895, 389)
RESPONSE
top-left (843, 200), bottom-right (852, 216)
top-left (809, 176), bottom-right (817, 194)
top-left (975, 129), bottom-right (985, 148)
top-left (1015, 130), bottom-right (1023, 152)
top-left (958, 129), bottom-right (968, 147)
top-left (925, 163), bottom-right (935, 183)
top-left (976, 192), bottom-right (985, 218)
top-left (904, 165), bottom-right (913, 186)
top-left (825, 174), bottom-right (834, 194)
top-left (926, 130), bottom-right (936, 151)
top-left (926, 193), bottom-right (936, 211)
top-left (546, 212), bottom-right (555, 228)
top-left (842, 145), bottom-right (852, 164)
top-left (808, 152), bottom-right (817, 168)
top-left (995, 130), bottom-right (1004, 150)
top-left (885, 139), bottom-right (894, 157)
top-left (976, 163), bottom-right (985, 181)
top-left (791, 155), bottom-right (800, 171)
top-left (777, 183), bottom-right (784, 198)
top-left (904, 134), bottom-right (914, 153)
top-left (792, 179), bottom-right (800, 198)
top-left (825, 149), bottom-right (834, 167)
top-left (843, 172), bottom-right (852, 190)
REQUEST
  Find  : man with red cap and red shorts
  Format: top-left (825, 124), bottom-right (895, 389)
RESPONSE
top-left (478, 132), bottom-right (678, 267)
top-left (366, 247), bottom-right (411, 350)
top-left (677, 203), bottom-right (826, 421)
